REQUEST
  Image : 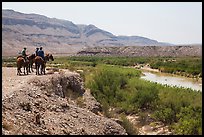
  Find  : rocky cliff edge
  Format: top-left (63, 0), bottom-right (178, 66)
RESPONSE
top-left (2, 70), bottom-right (127, 135)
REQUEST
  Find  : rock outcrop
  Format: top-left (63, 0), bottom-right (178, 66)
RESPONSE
top-left (2, 70), bottom-right (127, 135)
top-left (77, 45), bottom-right (202, 57)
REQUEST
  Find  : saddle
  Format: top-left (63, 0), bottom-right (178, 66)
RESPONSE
top-left (17, 55), bottom-right (23, 59)
top-left (17, 55), bottom-right (28, 62)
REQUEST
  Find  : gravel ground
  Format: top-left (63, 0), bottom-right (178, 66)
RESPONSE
top-left (2, 67), bottom-right (57, 99)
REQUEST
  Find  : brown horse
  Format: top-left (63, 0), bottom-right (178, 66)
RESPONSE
top-left (34, 54), bottom-right (54, 75)
top-left (17, 54), bottom-right (35, 73)
top-left (16, 56), bottom-right (29, 75)
top-left (27, 54), bottom-right (36, 73)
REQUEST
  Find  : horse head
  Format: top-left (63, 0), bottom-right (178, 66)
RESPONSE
top-left (29, 54), bottom-right (36, 60)
top-left (45, 53), bottom-right (54, 61)
top-left (49, 54), bottom-right (54, 61)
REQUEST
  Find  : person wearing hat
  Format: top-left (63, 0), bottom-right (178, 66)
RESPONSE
top-left (38, 47), bottom-right (45, 60)
top-left (21, 47), bottom-right (28, 61)
top-left (35, 47), bottom-right (39, 56)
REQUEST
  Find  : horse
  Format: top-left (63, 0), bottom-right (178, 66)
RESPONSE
top-left (16, 56), bottom-right (29, 75)
top-left (27, 54), bottom-right (36, 73)
top-left (34, 54), bottom-right (54, 75)
top-left (17, 54), bottom-right (35, 73)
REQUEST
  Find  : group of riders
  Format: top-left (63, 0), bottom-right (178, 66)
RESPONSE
top-left (17, 46), bottom-right (54, 75)
top-left (21, 46), bottom-right (45, 61)
top-left (17, 46), bottom-right (46, 75)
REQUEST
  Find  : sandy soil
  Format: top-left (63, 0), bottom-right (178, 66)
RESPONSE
top-left (2, 67), bottom-right (50, 98)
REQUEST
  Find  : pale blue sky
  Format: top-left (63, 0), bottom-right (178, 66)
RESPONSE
top-left (2, 2), bottom-right (202, 45)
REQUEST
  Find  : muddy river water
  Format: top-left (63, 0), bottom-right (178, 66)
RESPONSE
top-left (140, 71), bottom-right (202, 92)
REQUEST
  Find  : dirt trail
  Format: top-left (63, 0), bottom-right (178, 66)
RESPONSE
top-left (2, 67), bottom-right (54, 98)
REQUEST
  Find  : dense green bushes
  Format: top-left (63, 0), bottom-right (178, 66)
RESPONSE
top-left (69, 56), bottom-right (151, 66)
top-left (68, 56), bottom-right (202, 78)
top-left (172, 106), bottom-right (202, 135)
top-left (120, 115), bottom-right (139, 135)
top-left (86, 64), bottom-right (202, 135)
top-left (87, 65), bottom-right (141, 107)
top-left (149, 57), bottom-right (202, 77)
top-left (2, 57), bottom-right (17, 67)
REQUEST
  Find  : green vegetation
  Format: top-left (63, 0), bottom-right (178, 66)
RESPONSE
top-left (120, 114), bottom-right (139, 135)
top-left (2, 55), bottom-right (202, 135)
top-left (51, 56), bottom-right (202, 78)
top-left (2, 57), bottom-right (17, 67)
top-left (86, 64), bottom-right (202, 135)
top-left (149, 57), bottom-right (202, 78)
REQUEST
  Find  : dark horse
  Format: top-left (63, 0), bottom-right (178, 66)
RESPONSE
top-left (27, 54), bottom-right (36, 73)
top-left (34, 54), bottom-right (54, 75)
top-left (16, 56), bottom-right (29, 75)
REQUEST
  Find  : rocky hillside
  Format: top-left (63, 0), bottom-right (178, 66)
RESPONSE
top-left (76, 45), bottom-right (202, 57)
top-left (2, 70), bottom-right (127, 135)
top-left (2, 9), bottom-right (171, 56)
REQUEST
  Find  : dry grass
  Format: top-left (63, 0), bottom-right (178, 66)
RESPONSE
top-left (76, 96), bottom-right (86, 108)
top-left (2, 118), bottom-right (14, 131)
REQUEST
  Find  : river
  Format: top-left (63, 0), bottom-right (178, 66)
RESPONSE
top-left (140, 71), bottom-right (202, 92)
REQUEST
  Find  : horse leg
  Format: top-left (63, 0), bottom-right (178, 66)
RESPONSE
top-left (31, 62), bottom-right (34, 72)
top-left (37, 64), bottom-right (40, 75)
top-left (43, 64), bottom-right (46, 75)
top-left (17, 67), bottom-right (19, 75)
top-left (38, 64), bottom-right (40, 75)
top-left (17, 67), bottom-right (21, 76)
top-left (40, 65), bottom-right (43, 75)
top-left (36, 63), bottom-right (38, 75)
top-left (36, 65), bottom-right (38, 75)
top-left (29, 61), bottom-right (33, 73)
top-left (18, 69), bottom-right (21, 76)
top-left (19, 68), bottom-right (22, 73)
top-left (24, 67), bottom-right (26, 75)
top-left (28, 64), bottom-right (31, 73)
top-left (26, 66), bottom-right (29, 75)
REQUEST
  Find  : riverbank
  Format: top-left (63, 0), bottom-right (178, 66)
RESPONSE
top-left (141, 71), bottom-right (202, 91)
top-left (133, 64), bottom-right (202, 84)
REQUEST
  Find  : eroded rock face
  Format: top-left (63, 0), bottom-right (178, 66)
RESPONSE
top-left (76, 46), bottom-right (202, 57)
top-left (2, 71), bottom-right (127, 135)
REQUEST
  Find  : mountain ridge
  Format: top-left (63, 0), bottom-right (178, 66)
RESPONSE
top-left (3, 9), bottom-right (194, 57)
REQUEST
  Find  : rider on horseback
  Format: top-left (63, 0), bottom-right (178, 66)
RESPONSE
top-left (38, 47), bottom-right (45, 60)
top-left (21, 47), bottom-right (28, 61)
top-left (35, 47), bottom-right (39, 56)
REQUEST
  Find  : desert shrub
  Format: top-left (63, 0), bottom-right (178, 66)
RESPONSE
top-left (130, 89), bottom-right (159, 110)
top-left (153, 107), bottom-right (175, 124)
top-left (150, 57), bottom-right (202, 78)
top-left (76, 96), bottom-right (86, 108)
top-left (100, 99), bottom-right (112, 118)
top-left (88, 66), bottom-right (129, 106)
top-left (120, 115), bottom-right (139, 135)
top-left (138, 112), bottom-right (149, 125)
top-left (172, 106), bottom-right (202, 135)
top-left (128, 79), bottom-right (159, 110)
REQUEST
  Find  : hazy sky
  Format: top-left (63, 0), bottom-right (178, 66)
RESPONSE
top-left (2, 2), bottom-right (202, 45)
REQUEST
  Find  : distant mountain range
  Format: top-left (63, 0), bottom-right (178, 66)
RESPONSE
top-left (2, 10), bottom-right (176, 55)
top-left (2, 9), bottom-right (198, 56)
